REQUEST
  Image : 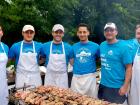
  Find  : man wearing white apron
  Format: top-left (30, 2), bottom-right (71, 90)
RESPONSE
top-left (128, 24), bottom-right (140, 105)
top-left (98, 22), bottom-right (132, 105)
top-left (0, 25), bottom-right (9, 105)
top-left (9, 25), bottom-right (42, 88)
top-left (71, 23), bottom-right (100, 98)
top-left (41, 24), bottom-right (73, 88)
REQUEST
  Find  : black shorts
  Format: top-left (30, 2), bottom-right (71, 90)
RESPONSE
top-left (98, 84), bottom-right (127, 104)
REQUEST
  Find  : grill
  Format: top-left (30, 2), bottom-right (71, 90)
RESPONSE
top-left (9, 85), bottom-right (118, 105)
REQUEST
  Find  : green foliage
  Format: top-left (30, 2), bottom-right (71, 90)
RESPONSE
top-left (0, 0), bottom-right (140, 45)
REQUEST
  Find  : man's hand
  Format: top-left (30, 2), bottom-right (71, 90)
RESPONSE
top-left (119, 64), bottom-right (132, 96)
top-left (119, 84), bottom-right (128, 96)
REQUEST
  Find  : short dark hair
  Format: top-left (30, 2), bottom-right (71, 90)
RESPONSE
top-left (77, 23), bottom-right (90, 32)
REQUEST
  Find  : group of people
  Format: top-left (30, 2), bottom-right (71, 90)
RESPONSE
top-left (0, 22), bottom-right (139, 105)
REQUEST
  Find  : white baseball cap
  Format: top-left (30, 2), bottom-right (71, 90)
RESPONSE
top-left (104, 22), bottom-right (116, 30)
top-left (52, 24), bottom-right (64, 32)
top-left (22, 25), bottom-right (35, 32)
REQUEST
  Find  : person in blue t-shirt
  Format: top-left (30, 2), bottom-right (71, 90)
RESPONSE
top-left (127, 39), bottom-right (140, 61)
top-left (98, 22), bottom-right (132, 105)
top-left (70, 23), bottom-right (100, 98)
top-left (40, 24), bottom-right (73, 88)
top-left (8, 25), bottom-right (42, 88)
top-left (0, 25), bottom-right (9, 105)
top-left (128, 25), bottom-right (140, 105)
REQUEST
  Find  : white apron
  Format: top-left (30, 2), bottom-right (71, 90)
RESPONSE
top-left (44, 42), bottom-right (68, 88)
top-left (129, 46), bottom-right (140, 105)
top-left (16, 41), bottom-right (42, 88)
top-left (71, 73), bottom-right (97, 98)
top-left (0, 43), bottom-right (8, 105)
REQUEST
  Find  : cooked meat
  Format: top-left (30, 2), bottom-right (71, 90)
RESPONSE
top-left (13, 86), bottom-right (118, 105)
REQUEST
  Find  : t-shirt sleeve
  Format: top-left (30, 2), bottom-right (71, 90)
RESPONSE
top-left (68, 45), bottom-right (74, 59)
top-left (95, 45), bottom-right (100, 58)
top-left (3, 43), bottom-right (9, 56)
top-left (122, 45), bottom-right (133, 65)
top-left (38, 42), bottom-right (43, 49)
top-left (40, 43), bottom-right (51, 66)
top-left (40, 45), bottom-right (45, 58)
top-left (37, 42), bottom-right (43, 54)
top-left (8, 44), bottom-right (16, 59)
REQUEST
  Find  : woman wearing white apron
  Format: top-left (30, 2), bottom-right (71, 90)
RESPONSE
top-left (71, 23), bottom-right (100, 98)
top-left (41, 24), bottom-right (73, 88)
top-left (128, 25), bottom-right (140, 105)
top-left (8, 25), bottom-right (42, 88)
top-left (0, 26), bottom-right (9, 105)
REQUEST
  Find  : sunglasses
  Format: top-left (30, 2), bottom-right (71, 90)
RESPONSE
top-left (54, 31), bottom-right (64, 34)
top-left (104, 28), bottom-right (116, 32)
top-left (24, 31), bottom-right (34, 34)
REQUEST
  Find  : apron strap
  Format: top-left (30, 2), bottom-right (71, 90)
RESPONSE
top-left (62, 42), bottom-right (65, 55)
top-left (20, 41), bottom-right (35, 53)
top-left (20, 41), bottom-right (23, 54)
top-left (134, 39), bottom-right (140, 55)
top-left (50, 41), bottom-right (53, 54)
top-left (32, 41), bottom-right (35, 53)
top-left (136, 46), bottom-right (140, 55)
top-left (0, 42), bottom-right (6, 53)
top-left (134, 46), bottom-right (140, 60)
top-left (50, 41), bottom-right (65, 54)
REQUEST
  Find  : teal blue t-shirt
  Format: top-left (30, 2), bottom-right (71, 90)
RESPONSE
top-left (126, 39), bottom-right (140, 61)
top-left (100, 40), bottom-right (132, 88)
top-left (8, 41), bottom-right (42, 66)
top-left (72, 41), bottom-right (100, 75)
top-left (0, 42), bottom-right (9, 56)
top-left (40, 41), bottom-right (73, 66)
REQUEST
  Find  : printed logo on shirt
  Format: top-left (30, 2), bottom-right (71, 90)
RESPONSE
top-left (108, 50), bottom-right (113, 55)
top-left (52, 49), bottom-right (62, 54)
top-left (138, 47), bottom-right (140, 56)
top-left (23, 48), bottom-right (34, 53)
top-left (76, 48), bottom-right (91, 63)
top-left (101, 54), bottom-right (111, 70)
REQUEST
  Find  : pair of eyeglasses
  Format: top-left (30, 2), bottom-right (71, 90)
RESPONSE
top-left (104, 29), bottom-right (115, 32)
top-left (54, 31), bottom-right (64, 34)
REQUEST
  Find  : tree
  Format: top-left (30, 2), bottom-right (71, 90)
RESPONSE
top-left (1, 0), bottom-right (140, 45)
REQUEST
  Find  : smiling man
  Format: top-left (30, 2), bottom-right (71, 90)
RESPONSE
top-left (40, 24), bottom-right (73, 88)
top-left (71, 23), bottom-right (100, 97)
top-left (8, 25), bottom-right (42, 88)
top-left (98, 22), bottom-right (132, 105)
